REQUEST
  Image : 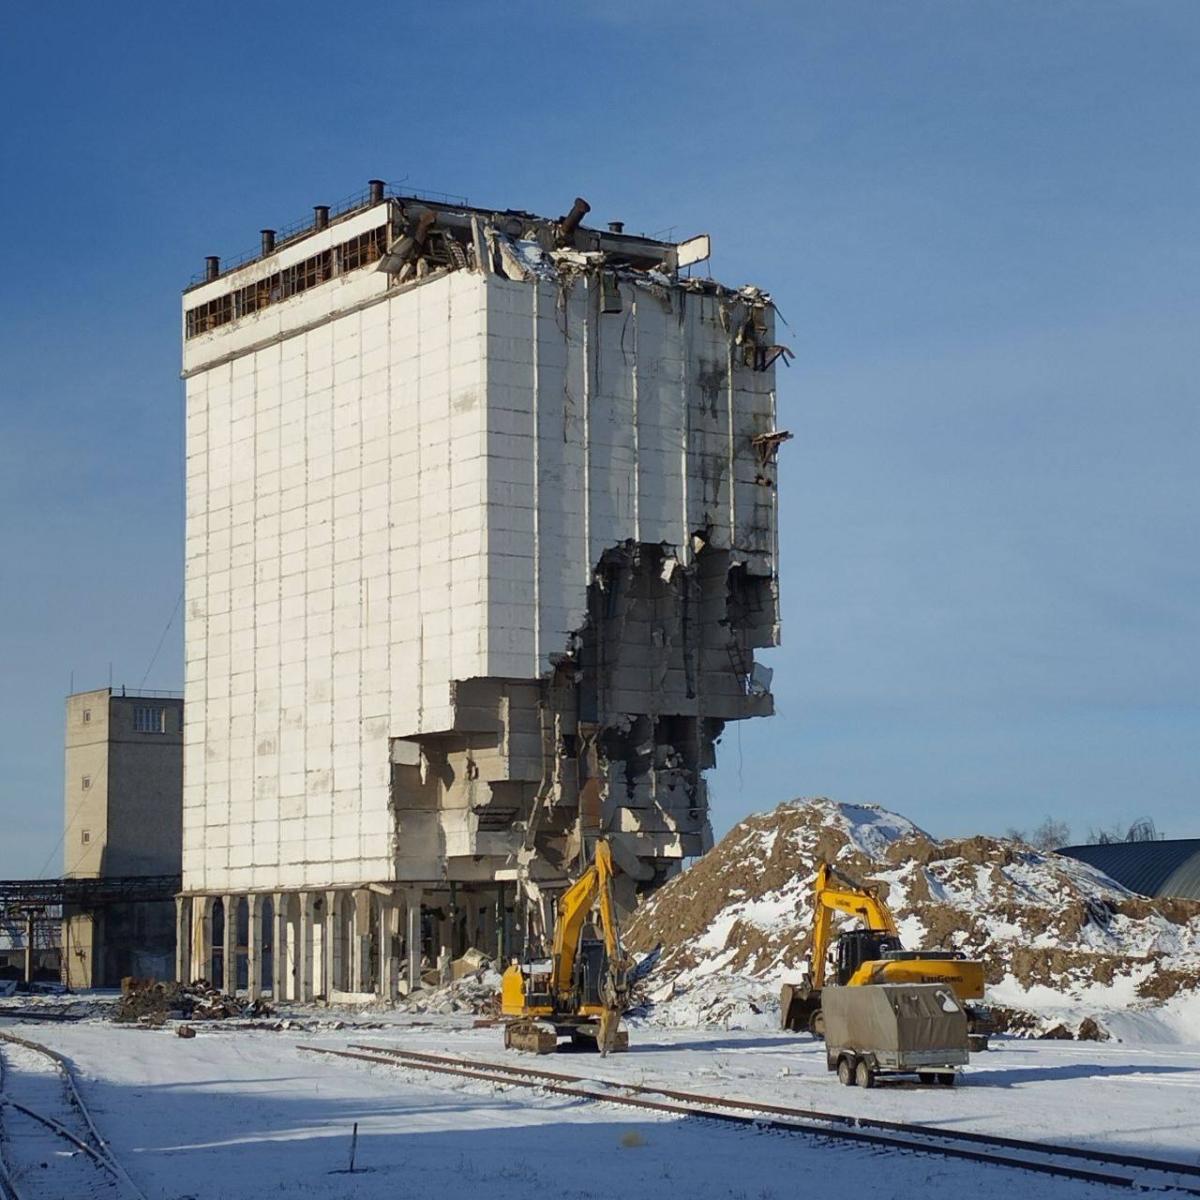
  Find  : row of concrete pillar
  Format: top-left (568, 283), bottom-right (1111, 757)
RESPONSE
top-left (175, 887), bottom-right (504, 1000)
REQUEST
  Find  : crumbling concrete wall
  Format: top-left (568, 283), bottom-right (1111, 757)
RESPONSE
top-left (393, 268), bottom-right (783, 898)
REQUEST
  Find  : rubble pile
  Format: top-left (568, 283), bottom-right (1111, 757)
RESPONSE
top-left (395, 967), bottom-right (503, 1018)
top-left (115, 978), bottom-right (273, 1026)
top-left (625, 798), bottom-right (1200, 1039)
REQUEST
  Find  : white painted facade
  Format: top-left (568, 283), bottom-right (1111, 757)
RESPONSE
top-left (182, 197), bottom-right (780, 904)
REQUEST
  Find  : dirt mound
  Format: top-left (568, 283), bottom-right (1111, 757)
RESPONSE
top-left (626, 798), bottom-right (1200, 1035)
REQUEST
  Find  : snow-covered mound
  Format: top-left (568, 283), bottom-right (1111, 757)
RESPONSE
top-left (626, 798), bottom-right (1200, 1039)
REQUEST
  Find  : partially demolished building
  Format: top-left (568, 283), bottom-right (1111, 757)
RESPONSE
top-left (178, 181), bottom-right (785, 999)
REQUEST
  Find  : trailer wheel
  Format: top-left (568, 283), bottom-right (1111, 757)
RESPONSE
top-left (809, 1010), bottom-right (825, 1040)
top-left (854, 1059), bottom-right (876, 1089)
top-left (937, 1072), bottom-right (956, 1087)
top-left (837, 1057), bottom-right (856, 1087)
top-left (917, 1072), bottom-right (935, 1085)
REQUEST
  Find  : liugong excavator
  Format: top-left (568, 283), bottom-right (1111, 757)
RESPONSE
top-left (781, 861), bottom-right (991, 1048)
top-left (501, 838), bottom-right (633, 1055)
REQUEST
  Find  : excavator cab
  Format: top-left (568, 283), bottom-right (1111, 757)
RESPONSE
top-left (834, 929), bottom-right (904, 986)
top-left (574, 937), bottom-right (608, 1007)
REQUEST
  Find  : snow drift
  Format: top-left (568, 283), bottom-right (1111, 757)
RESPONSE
top-left (625, 798), bottom-right (1200, 1040)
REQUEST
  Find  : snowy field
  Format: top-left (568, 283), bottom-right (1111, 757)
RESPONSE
top-left (3, 1011), bottom-right (1199, 1200)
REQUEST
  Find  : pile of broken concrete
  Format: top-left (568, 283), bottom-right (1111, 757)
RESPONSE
top-left (625, 798), bottom-right (1200, 1040)
top-left (392, 966), bottom-right (502, 1018)
top-left (115, 978), bottom-right (273, 1026)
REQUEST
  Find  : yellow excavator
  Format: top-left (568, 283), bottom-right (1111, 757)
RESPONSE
top-left (781, 861), bottom-right (991, 1048)
top-left (501, 838), bottom-right (633, 1055)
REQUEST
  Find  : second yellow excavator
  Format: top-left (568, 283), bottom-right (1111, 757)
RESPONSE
top-left (501, 838), bottom-right (633, 1055)
top-left (781, 861), bottom-right (991, 1047)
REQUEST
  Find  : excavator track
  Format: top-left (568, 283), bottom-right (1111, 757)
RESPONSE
top-left (502, 1021), bottom-right (559, 1054)
top-left (501, 1020), bottom-right (630, 1055)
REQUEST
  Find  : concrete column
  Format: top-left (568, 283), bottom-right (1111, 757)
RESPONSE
top-left (351, 890), bottom-right (372, 993)
top-left (175, 896), bottom-right (192, 984)
top-left (191, 895), bottom-right (215, 983)
top-left (246, 895), bottom-right (263, 1001)
top-left (465, 894), bottom-right (482, 952)
top-left (271, 893), bottom-right (288, 1002)
top-left (296, 891), bottom-right (315, 1002)
top-left (221, 894), bottom-right (237, 993)
top-left (480, 891), bottom-right (497, 961)
top-left (323, 891), bottom-right (343, 999)
top-left (376, 896), bottom-right (396, 1000)
top-left (406, 887), bottom-right (423, 993)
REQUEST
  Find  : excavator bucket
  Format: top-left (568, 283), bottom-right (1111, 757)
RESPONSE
top-left (597, 1008), bottom-right (629, 1056)
top-left (780, 982), bottom-right (821, 1034)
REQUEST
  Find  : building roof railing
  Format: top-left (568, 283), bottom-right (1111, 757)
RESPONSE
top-left (70, 686), bottom-right (184, 700)
top-left (187, 179), bottom-right (471, 288)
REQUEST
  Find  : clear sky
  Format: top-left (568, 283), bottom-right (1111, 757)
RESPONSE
top-left (1, 2), bottom-right (1197, 879)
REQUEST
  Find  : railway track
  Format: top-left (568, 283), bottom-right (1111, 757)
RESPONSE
top-left (0, 1031), bottom-right (145, 1200)
top-left (299, 1041), bottom-right (1200, 1195)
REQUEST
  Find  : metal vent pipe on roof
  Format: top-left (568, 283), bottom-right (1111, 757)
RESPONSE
top-left (261, 229), bottom-right (276, 255)
top-left (205, 256), bottom-right (220, 282)
top-left (368, 179), bottom-right (386, 204)
top-left (560, 197), bottom-right (591, 239)
top-left (608, 221), bottom-right (624, 234)
top-left (314, 205), bottom-right (330, 230)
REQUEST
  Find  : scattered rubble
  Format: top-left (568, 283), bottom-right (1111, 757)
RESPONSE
top-left (625, 798), bottom-right (1200, 1038)
top-left (115, 978), bottom-right (273, 1026)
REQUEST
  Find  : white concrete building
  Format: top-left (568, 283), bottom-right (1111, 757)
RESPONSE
top-left (178, 183), bottom-right (786, 999)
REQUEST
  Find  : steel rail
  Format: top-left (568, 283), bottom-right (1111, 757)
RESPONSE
top-left (352, 1043), bottom-right (1200, 1183)
top-left (0, 1036), bottom-right (21, 1200)
top-left (0, 1032), bottom-right (146, 1200)
top-left (300, 1043), bottom-right (1200, 1195)
top-left (0, 1098), bottom-right (114, 1166)
top-left (0, 1157), bottom-right (23, 1200)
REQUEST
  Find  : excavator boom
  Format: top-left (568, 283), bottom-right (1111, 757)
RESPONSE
top-left (808, 862), bottom-right (897, 989)
top-left (549, 840), bottom-right (615, 998)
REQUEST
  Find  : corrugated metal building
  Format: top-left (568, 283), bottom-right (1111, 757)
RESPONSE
top-left (1057, 840), bottom-right (1200, 900)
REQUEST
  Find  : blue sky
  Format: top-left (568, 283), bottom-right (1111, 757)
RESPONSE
top-left (1, 2), bottom-right (1196, 878)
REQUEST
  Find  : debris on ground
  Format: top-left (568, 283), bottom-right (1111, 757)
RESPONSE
top-left (393, 966), bottom-right (502, 1017)
top-left (114, 978), bottom-right (273, 1026)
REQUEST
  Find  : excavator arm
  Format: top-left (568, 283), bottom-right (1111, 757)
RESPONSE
top-left (809, 883), bottom-right (834, 989)
top-left (549, 840), bottom-right (617, 999)
top-left (808, 861), bottom-right (898, 988)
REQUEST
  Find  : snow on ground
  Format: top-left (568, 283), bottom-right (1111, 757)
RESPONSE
top-left (4, 1012), bottom-right (1200, 1200)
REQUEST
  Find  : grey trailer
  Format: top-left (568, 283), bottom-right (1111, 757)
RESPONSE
top-left (823, 983), bottom-right (969, 1088)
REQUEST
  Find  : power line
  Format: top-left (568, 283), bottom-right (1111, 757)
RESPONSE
top-left (139, 588), bottom-right (183, 690)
